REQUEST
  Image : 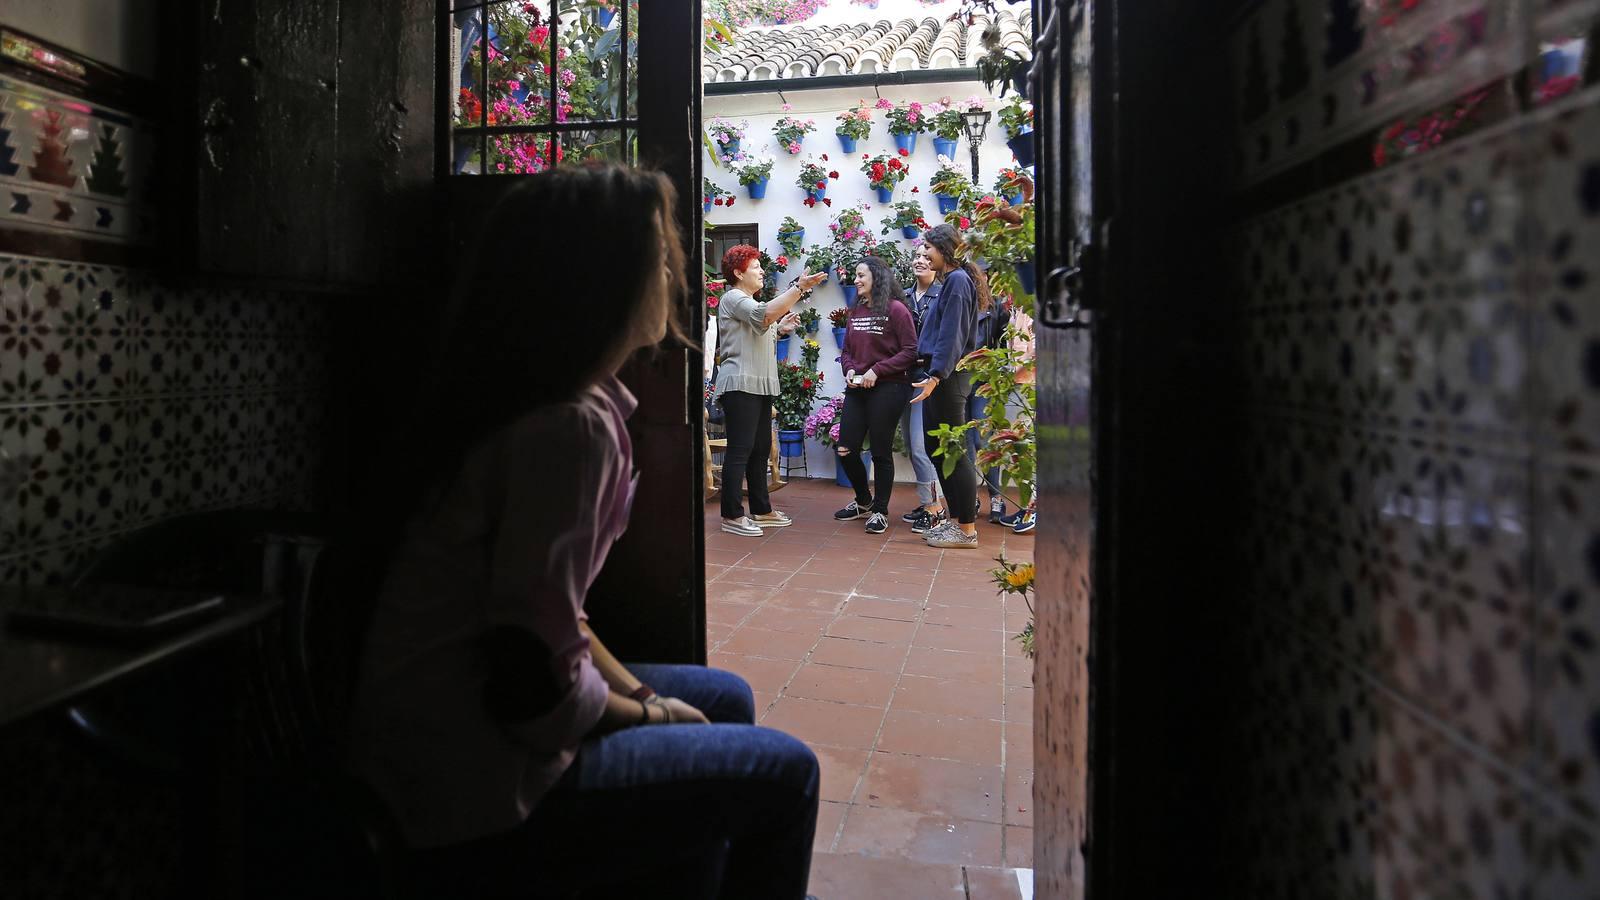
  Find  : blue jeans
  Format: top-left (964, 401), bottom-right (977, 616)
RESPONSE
top-left (410, 665), bottom-right (818, 899)
top-left (965, 388), bottom-right (1003, 498)
top-left (899, 396), bottom-right (940, 506)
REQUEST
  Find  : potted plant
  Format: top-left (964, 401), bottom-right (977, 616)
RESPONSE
top-left (927, 97), bottom-right (967, 159)
top-left (880, 200), bottom-right (929, 239)
top-left (775, 361), bottom-right (825, 456)
top-left (777, 216), bottom-right (807, 255)
top-left (998, 94), bottom-right (1035, 168)
top-left (706, 117), bottom-right (748, 162)
top-left (930, 155), bottom-right (972, 214)
top-left (869, 241), bottom-right (917, 290)
top-left (593, 0), bottom-right (616, 28)
top-left (992, 553), bottom-right (1036, 659)
top-left (703, 177), bottom-right (733, 214)
top-left (756, 248), bottom-right (790, 302)
top-left (828, 306), bottom-right (850, 348)
top-left (835, 101), bottom-right (874, 153)
top-left (993, 167), bottom-right (1028, 207)
top-left (883, 99), bottom-right (929, 155)
top-left (860, 151), bottom-right (911, 203)
top-left (797, 306), bottom-right (821, 335)
top-left (795, 157), bottom-right (838, 201)
top-left (824, 204), bottom-right (874, 302)
top-left (773, 115), bottom-right (816, 155)
top-left (732, 153), bottom-right (774, 199)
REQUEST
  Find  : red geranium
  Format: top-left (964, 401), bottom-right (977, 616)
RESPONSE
top-left (959, 216), bottom-right (971, 228)
top-left (822, 198), bottom-right (832, 206)
top-left (802, 378), bottom-right (813, 390)
top-left (821, 154), bottom-right (829, 161)
top-left (828, 170), bottom-right (839, 179)
top-left (816, 181), bottom-right (827, 189)
top-left (897, 147), bottom-right (910, 156)
top-left (911, 186), bottom-right (920, 193)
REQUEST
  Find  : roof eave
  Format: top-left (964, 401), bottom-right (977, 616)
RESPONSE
top-left (703, 66), bottom-right (987, 96)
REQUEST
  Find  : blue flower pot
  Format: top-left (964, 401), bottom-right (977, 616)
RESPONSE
top-left (932, 136), bottom-right (957, 158)
top-left (935, 193), bottom-right (958, 214)
top-left (1004, 192), bottom-right (1023, 207)
top-left (804, 319), bottom-right (819, 334)
top-left (832, 326), bottom-right (847, 348)
top-left (1007, 128), bottom-right (1035, 168)
top-left (835, 456), bottom-right (871, 488)
top-left (703, 197), bottom-right (713, 214)
top-left (891, 132), bottom-right (917, 154)
top-left (1014, 259), bottom-right (1037, 296)
top-left (840, 283), bottom-right (858, 305)
top-left (747, 176), bottom-right (768, 199)
top-left (901, 226), bottom-right (921, 239)
top-left (775, 334), bottom-right (791, 363)
top-left (807, 185), bottom-right (827, 202)
top-left (719, 137), bottom-right (741, 157)
top-left (837, 134), bottom-right (858, 153)
top-left (598, 8), bottom-right (615, 28)
top-left (779, 227), bottom-right (804, 246)
top-left (874, 185), bottom-right (893, 203)
top-left (779, 429), bottom-right (806, 458)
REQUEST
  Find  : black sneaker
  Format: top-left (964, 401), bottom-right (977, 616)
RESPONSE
top-left (975, 497), bottom-right (983, 519)
top-left (909, 507), bottom-right (947, 534)
top-left (864, 511), bottom-right (888, 534)
top-left (833, 498), bottom-right (871, 521)
top-left (989, 496), bottom-right (1007, 523)
top-left (900, 505), bottom-right (927, 524)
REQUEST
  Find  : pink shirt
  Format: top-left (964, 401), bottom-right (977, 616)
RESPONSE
top-left (347, 376), bottom-right (637, 848)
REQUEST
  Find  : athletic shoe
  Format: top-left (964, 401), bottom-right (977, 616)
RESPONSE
top-left (989, 496), bottom-right (1007, 523)
top-left (864, 512), bottom-right (888, 534)
top-left (909, 508), bottom-right (947, 534)
top-left (721, 516), bottom-right (763, 537)
top-left (833, 499), bottom-right (871, 521)
top-left (927, 526), bottom-right (980, 549)
top-left (900, 505), bottom-right (928, 524)
top-left (751, 510), bottom-right (793, 528)
top-left (922, 521), bottom-right (961, 544)
top-left (1014, 511), bottom-right (1036, 534)
top-left (998, 509), bottom-right (1026, 528)
top-left (975, 497), bottom-right (983, 519)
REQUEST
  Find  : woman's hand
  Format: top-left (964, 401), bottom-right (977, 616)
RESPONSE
top-left (861, 368), bottom-right (879, 389)
top-left (651, 696), bottom-right (710, 725)
top-left (777, 311), bottom-right (801, 335)
top-left (798, 270), bottom-right (828, 291)
top-left (910, 375), bottom-right (939, 403)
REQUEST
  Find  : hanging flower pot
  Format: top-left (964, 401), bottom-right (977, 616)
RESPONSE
top-left (838, 134), bottom-right (858, 153)
top-left (1005, 192), bottom-right (1023, 207)
top-left (719, 137), bottom-right (742, 157)
top-left (808, 185), bottom-right (827, 202)
top-left (840, 283), bottom-right (858, 305)
top-left (891, 132), bottom-right (918, 155)
top-left (775, 334), bottom-right (791, 363)
top-left (834, 455), bottom-right (872, 488)
top-left (901, 225), bottom-right (922, 239)
top-left (778, 429), bottom-right (806, 458)
top-left (746, 175), bottom-right (769, 199)
top-left (874, 185), bottom-right (893, 203)
top-left (778, 226), bottom-right (805, 247)
top-left (932, 136), bottom-right (958, 158)
top-left (1007, 128), bottom-right (1035, 169)
top-left (1014, 259), bottom-right (1037, 296)
top-left (804, 317), bottom-right (820, 335)
top-left (832, 326), bottom-right (847, 349)
top-left (598, 7), bottom-right (616, 27)
top-left (935, 193), bottom-right (959, 214)
top-left (703, 197), bottom-right (713, 214)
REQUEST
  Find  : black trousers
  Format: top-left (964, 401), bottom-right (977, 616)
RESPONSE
top-left (837, 382), bottom-right (913, 513)
top-left (924, 371), bottom-right (978, 525)
top-left (719, 390), bottom-right (773, 520)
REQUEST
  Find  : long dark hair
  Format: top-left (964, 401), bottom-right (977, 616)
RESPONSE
top-left (856, 255), bottom-right (897, 314)
top-left (922, 224), bottom-right (992, 312)
top-left (388, 165), bottom-right (691, 532)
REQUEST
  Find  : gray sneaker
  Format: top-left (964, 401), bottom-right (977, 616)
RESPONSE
top-left (922, 521), bottom-right (960, 544)
top-left (926, 526), bottom-right (979, 549)
top-left (721, 516), bottom-right (763, 537)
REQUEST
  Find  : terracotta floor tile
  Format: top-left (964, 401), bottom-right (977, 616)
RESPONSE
top-left (814, 800), bottom-right (848, 854)
top-left (764, 528), bottom-right (829, 545)
top-left (811, 744), bottom-right (870, 804)
top-left (914, 623), bottom-right (1003, 654)
top-left (801, 558), bottom-right (873, 577)
top-left (706, 584), bottom-right (776, 605)
top-left (1005, 686), bottom-right (1033, 723)
top-left (858, 752), bottom-right (1004, 823)
top-left (717, 626), bottom-right (819, 661)
top-left (891, 674), bottom-right (1004, 721)
top-left (833, 805), bottom-right (1004, 867)
top-left (1003, 606), bottom-right (1033, 633)
top-left (718, 566), bottom-right (793, 587)
top-left (806, 852), bottom-right (967, 900)
top-left (928, 583), bottom-right (1004, 609)
top-left (839, 596), bottom-right (922, 621)
top-left (703, 548), bottom-right (751, 567)
top-left (762, 697), bottom-right (885, 749)
top-left (785, 662), bottom-right (899, 707)
top-left (706, 601), bottom-right (755, 626)
top-left (964, 865), bottom-right (1027, 900)
top-left (924, 603), bottom-right (1004, 630)
top-left (785, 572), bottom-right (860, 594)
top-left (742, 605), bottom-right (836, 635)
top-left (766, 587), bottom-right (851, 613)
top-left (1004, 826), bottom-right (1034, 868)
top-left (825, 614), bottom-right (919, 644)
top-left (854, 580), bottom-right (932, 602)
top-left (1004, 768), bottom-right (1034, 827)
top-left (903, 646), bottom-right (1005, 684)
top-left (1004, 722), bottom-right (1034, 769)
top-left (808, 636), bottom-right (909, 673)
top-left (707, 653), bottom-right (800, 694)
top-left (1005, 654), bottom-right (1034, 687)
top-left (705, 622), bottom-right (735, 649)
top-left (876, 709), bottom-right (1003, 765)
top-left (705, 564), bottom-right (729, 582)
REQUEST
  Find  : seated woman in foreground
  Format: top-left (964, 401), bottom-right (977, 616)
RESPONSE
top-left (347, 165), bottom-right (819, 899)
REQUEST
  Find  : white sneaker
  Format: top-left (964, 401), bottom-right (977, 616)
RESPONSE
top-left (752, 510), bottom-right (793, 528)
top-left (721, 516), bottom-right (763, 537)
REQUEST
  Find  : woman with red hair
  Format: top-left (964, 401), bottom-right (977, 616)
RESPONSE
top-left (713, 245), bottom-right (828, 535)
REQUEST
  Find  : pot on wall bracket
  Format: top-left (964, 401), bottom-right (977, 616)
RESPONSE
top-left (1013, 259), bottom-right (1037, 295)
top-left (932, 136), bottom-right (957, 158)
top-left (779, 227), bottom-right (805, 246)
top-left (832, 326), bottom-right (847, 348)
top-left (1004, 192), bottom-right (1023, 207)
top-left (778, 429), bottom-right (806, 458)
top-left (703, 197), bottom-right (713, 214)
top-left (837, 134), bottom-right (858, 153)
top-left (747, 176), bottom-right (769, 199)
top-left (598, 7), bottom-right (615, 27)
top-left (840, 283), bottom-right (858, 306)
top-left (775, 334), bottom-right (791, 363)
top-left (1007, 128), bottom-right (1035, 168)
top-left (891, 132), bottom-right (917, 155)
top-left (901, 226), bottom-right (921, 239)
top-left (718, 137), bottom-right (741, 157)
top-left (874, 185), bottom-right (893, 203)
top-left (808, 185), bottom-right (827, 202)
top-left (935, 193), bottom-right (958, 214)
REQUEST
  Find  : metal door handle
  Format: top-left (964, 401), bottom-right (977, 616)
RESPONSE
top-left (1039, 250), bottom-right (1094, 330)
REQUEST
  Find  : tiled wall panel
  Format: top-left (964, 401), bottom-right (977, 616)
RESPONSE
top-left (1228, 0), bottom-right (1600, 894)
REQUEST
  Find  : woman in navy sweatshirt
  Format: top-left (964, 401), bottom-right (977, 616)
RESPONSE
top-left (833, 255), bottom-right (920, 534)
top-left (910, 224), bottom-right (989, 549)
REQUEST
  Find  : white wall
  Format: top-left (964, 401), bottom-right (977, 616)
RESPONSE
top-left (705, 81), bottom-right (1025, 482)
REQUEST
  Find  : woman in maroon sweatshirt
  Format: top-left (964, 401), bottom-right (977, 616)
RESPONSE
top-left (832, 255), bottom-right (921, 534)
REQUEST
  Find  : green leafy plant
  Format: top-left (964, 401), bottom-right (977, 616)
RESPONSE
top-left (775, 362), bottom-right (825, 430)
top-left (868, 241), bottom-right (917, 290)
top-left (835, 101), bottom-right (874, 140)
top-left (731, 153), bottom-right (774, 186)
top-left (879, 200), bottom-right (929, 235)
top-left (776, 217), bottom-right (807, 257)
top-left (807, 204), bottom-right (876, 285)
top-left (773, 115), bottom-right (816, 155)
top-left (997, 94), bottom-right (1034, 139)
top-left (883, 100), bottom-right (930, 136)
top-left (797, 307), bottom-right (821, 332)
top-left (795, 158), bottom-right (837, 193)
top-left (990, 553), bottom-right (1036, 659)
top-left (929, 155), bottom-right (975, 199)
top-left (860, 152), bottom-right (911, 192)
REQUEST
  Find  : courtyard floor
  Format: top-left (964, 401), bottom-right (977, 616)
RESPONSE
top-left (704, 478), bottom-right (1035, 900)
